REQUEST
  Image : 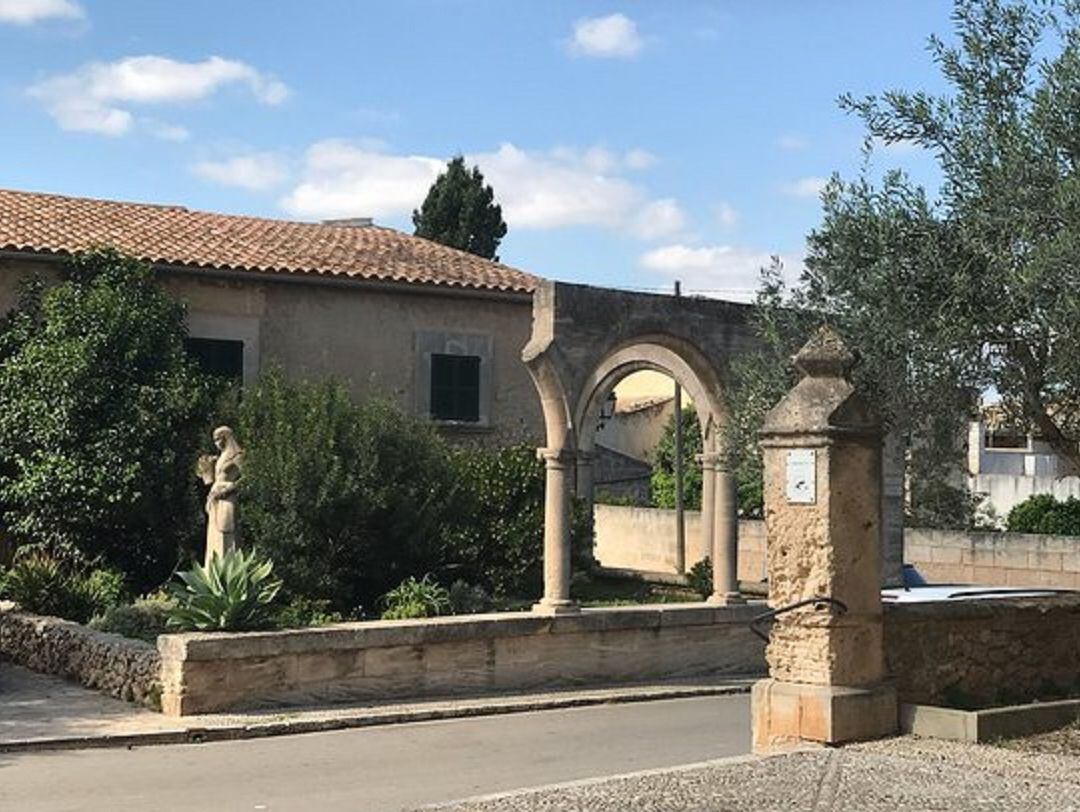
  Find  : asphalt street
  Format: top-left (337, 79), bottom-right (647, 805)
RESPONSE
top-left (0, 694), bottom-right (751, 812)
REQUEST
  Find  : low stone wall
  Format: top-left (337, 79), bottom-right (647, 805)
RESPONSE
top-left (158, 603), bottom-right (765, 716)
top-left (593, 505), bottom-right (767, 581)
top-left (0, 608), bottom-right (161, 707)
top-left (904, 527), bottom-right (1080, 589)
top-left (884, 595), bottom-right (1080, 708)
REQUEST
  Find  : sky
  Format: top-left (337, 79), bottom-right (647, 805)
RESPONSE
top-left (0, 0), bottom-right (954, 300)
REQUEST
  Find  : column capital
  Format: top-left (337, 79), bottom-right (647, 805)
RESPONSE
top-left (696, 451), bottom-right (731, 472)
top-left (537, 447), bottom-right (575, 468)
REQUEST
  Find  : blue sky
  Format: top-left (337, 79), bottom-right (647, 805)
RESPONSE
top-left (0, 0), bottom-right (952, 299)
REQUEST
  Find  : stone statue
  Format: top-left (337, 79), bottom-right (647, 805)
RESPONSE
top-left (197, 426), bottom-right (244, 567)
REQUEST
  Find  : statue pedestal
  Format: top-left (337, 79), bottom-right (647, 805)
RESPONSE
top-left (751, 679), bottom-right (897, 749)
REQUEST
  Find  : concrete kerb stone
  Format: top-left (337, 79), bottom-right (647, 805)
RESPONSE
top-left (900, 698), bottom-right (1080, 743)
top-left (0, 678), bottom-right (757, 755)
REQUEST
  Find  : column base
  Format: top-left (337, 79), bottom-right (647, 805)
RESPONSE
top-left (707, 591), bottom-right (746, 606)
top-left (531, 599), bottom-right (581, 616)
top-left (751, 678), bottom-right (897, 753)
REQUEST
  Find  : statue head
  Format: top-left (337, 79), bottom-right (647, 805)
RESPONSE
top-left (212, 425), bottom-right (242, 456)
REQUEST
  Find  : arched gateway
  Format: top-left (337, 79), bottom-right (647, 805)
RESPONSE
top-left (522, 280), bottom-right (761, 614)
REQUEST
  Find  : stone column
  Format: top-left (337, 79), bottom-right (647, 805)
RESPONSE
top-left (575, 450), bottom-right (595, 510)
top-left (709, 462), bottom-right (744, 604)
top-left (697, 452), bottom-right (717, 577)
top-left (575, 450), bottom-right (598, 569)
top-left (533, 447), bottom-right (580, 615)
top-left (751, 327), bottom-right (897, 752)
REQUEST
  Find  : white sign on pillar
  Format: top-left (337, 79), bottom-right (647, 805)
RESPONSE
top-left (785, 449), bottom-right (816, 504)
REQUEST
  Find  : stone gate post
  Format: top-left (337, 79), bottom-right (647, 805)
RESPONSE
top-left (751, 327), bottom-right (897, 751)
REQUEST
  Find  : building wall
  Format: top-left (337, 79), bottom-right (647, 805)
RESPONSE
top-left (904, 526), bottom-right (1080, 589)
top-left (0, 257), bottom-right (544, 444)
top-left (595, 398), bottom-right (674, 463)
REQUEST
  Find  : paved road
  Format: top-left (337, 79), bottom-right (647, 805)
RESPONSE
top-left (0, 694), bottom-right (750, 812)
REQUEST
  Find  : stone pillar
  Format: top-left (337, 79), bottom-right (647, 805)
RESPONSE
top-left (709, 461), bottom-right (744, 605)
top-left (575, 450), bottom-right (598, 569)
top-left (575, 450), bottom-right (595, 511)
top-left (533, 447), bottom-right (580, 615)
top-left (751, 327), bottom-right (897, 752)
top-left (697, 452), bottom-right (717, 575)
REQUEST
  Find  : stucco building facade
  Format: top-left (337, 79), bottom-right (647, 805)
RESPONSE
top-left (0, 188), bottom-right (543, 445)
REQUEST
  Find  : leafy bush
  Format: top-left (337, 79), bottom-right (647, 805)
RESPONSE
top-left (229, 368), bottom-right (459, 614)
top-left (0, 250), bottom-right (213, 590)
top-left (1007, 495), bottom-right (1080, 536)
top-left (687, 557), bottom-right (713, 599)
top-left (166, 549), bottom-right (282, 631)
top-left (651, 410), bottom-right (704, 511)
top-left (89, 593), bottom-right (174, 642)
top-left (447, 579), bottom-right (493, 615)
top-left (381, 574), bottom-right (450, 620)
top-left (441, 444), bottom-right (594, 599)
top-left (274, 596), bottom-right (344, 628)
top-left (0, 545), bottom-right (125, 623)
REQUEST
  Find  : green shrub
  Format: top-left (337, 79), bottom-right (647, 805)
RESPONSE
top-left (447, 579), bottom-right (493, 615)
top-left (89, 593), bottom-right (174, 642)
top-left (166, 549), bottom-right (282, 632)
top-left (274, 596), bottom-right (344, 628)
top-left (229, 368), bottom-right (459, 615)
top-left (687, 557), bottom-right (713, 598)
top-left (1007, 494), bottom-right (1080, 535)
top-left (0, 250), bottom-right (213, 590)
top-left (0, 545), bottom-right (126, 623)
top-left (441, 444), bottom-right (594, 599)
top-left (651, 410), bottom-right (704, 511)
top-left (381, 574), bottom-right (450, 620)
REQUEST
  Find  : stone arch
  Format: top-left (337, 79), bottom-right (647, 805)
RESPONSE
top-left (522, 280), bottom-right (759, 614)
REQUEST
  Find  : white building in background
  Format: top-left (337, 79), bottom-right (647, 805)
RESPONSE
top-left (967, 418), bottom-right (1080, 518)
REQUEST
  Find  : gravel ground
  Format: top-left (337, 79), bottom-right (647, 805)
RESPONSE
top-left (996, 719), bottom-right (1080, 756)
top-left (423, 736), bottom-right (1080, 811)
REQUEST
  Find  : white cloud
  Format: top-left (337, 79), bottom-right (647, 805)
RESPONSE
top-left (776, 133), bottom-right (807, 151)
top-left (29, 55), bottom-right (289, 136)
top-left (0, 0), bottom-right (82, 24)
top-left (281, 140), bottom-right (443, 219)
top-left (714, 201), bottom-right (738, 230)
top-left (783, 176), bottom-right (828, 199)
top-left (192, 153), bottom-right (289, 191)
top-left (870, 135), bottom-right (921, 155)
top-left (281, 139), bottom-right (683, 238)
top-left (633, 199), bottom-right (687, 241)
top-left (640, 243), bottom-right (801, 302)
top-left (624, 148), bottom-right (656, 169)
top-left (145, 119), bottom-right (190, 142)
top-left (569, 13), bottom-right (643, 58)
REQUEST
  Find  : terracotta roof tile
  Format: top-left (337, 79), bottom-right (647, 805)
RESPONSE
top-left (0, 188), bottom-right (537, 294)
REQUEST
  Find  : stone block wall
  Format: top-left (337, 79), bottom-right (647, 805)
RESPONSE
top-left (884, 595), bottom-right (1080, 707)
top-left (158, 604), bottom-right (765, 716)
top-left (593, 505), bottom-right (767, 582)
top-left (905, 527), bottom-right (1080, 589)
top-left (0, 608), bottom-right (161, 707)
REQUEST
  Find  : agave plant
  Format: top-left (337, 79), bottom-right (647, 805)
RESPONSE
top-left (166, 549), bottom-right (282, 632)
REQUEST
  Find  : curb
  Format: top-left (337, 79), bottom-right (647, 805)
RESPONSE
top-left (0, 680), bottom-right (754, 754)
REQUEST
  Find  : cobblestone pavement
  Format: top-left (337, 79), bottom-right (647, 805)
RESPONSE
top-left (424, 736), bottom-right (1080, 811)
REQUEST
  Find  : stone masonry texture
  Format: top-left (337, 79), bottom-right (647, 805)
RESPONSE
top-left (0, 608), bottom-right (161, 707)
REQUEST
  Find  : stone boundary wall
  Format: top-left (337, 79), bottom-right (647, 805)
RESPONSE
top-left (905, 528), bottom-right (1080, 588)
top-left (158, 604), bottom-right (765, 716)
top-left (0, 608), bottom-right (161, 707)
top-left (593, 505), bottom-right (767, 581)
top-left (884, 595), bottom-right (1080, 707)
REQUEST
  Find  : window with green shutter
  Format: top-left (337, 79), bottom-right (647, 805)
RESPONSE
top-left (430, 353), bottom-right (481, 422)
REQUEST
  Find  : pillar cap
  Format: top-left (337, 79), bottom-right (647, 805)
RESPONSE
top-left (760, 327), bottom-right (881, 439)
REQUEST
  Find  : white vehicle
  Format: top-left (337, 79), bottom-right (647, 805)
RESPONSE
top-left (880, 565), bottom-right (1076, 604)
